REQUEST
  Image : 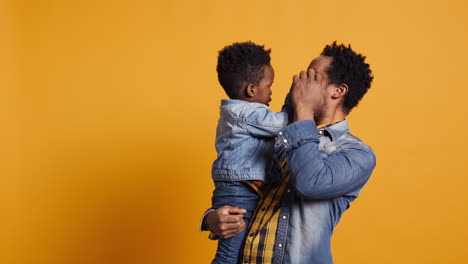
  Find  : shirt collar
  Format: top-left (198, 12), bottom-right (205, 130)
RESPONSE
top-left (220, 99), bottom-right (249, 106)
top-left (318, 119), bottom-right (349, 141)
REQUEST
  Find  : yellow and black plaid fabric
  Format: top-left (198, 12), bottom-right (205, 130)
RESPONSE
top-left (247, 180), bottom-right (264, 194)
top-left (240, 158), bottom-right (290, 264)
top-left (241, 124), bottom-right (330, 263)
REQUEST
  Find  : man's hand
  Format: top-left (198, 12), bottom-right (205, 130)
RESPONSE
top-left (291, 68), bottom-right (324, 121)
top-left (206, 205), bottom-right (246, 239)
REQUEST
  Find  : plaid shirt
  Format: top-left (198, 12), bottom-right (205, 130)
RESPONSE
top-left (241, 170), bottom-right (290, 263)
top-left (202, 121), bottom-right (375, 264)
top-left (240, 124), bottom-right (330, 264)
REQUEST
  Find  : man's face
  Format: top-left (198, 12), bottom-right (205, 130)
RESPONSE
top-left (254, 65), bottom-right (275, 106)
top-left (307, 56), bottom-right (334, 120)
top-left (308, 55), bottom-right (333, 88)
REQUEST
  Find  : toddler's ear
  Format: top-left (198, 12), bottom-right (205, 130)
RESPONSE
top-left (246, 83), bottom-right (256, 98)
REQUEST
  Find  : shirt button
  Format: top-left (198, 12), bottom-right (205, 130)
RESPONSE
top-left (278, 243), bottom-right (283, 248)
top-left (287, 188), bottom-right (290, 193)
top-left (279, 131), bottom-right (283, 135)
top-left (261, 207), bottom-right (266, 211)
top-left (243, 260), bottom-right (249, 263)
top-left (283, 139), bottom-right (288, 143)
top-left (282, 215), bottom-right (287, 219)
top-left (249, 232), bottom-right (255, 237)
top-left (319, 130), bottom-right (324, 134)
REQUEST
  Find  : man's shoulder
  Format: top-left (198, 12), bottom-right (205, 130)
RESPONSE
top-left (336, 132), bottom-right (375, 156)
top-left (324, 131), bottom-right (377, 178)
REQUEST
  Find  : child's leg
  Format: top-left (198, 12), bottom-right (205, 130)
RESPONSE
top-left (211, 181), bottom-right (259, 264)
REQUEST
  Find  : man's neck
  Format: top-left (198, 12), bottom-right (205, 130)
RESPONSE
top-left (315, 108), bottom-right (346, 127)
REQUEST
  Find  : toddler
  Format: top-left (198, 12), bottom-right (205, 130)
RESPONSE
top-left (210, 41), bottom-right (289, 264)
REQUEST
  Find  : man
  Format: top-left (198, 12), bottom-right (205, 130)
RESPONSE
top-left (201, 42), bottom-right (376, 264)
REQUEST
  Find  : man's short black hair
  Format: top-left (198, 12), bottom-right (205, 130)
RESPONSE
top-left (321, 42), bottom-right (373, 114)
top-left (217, 41), bottom-right (271, 99)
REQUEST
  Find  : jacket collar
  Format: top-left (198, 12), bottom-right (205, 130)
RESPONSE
top-left (220, 99), bottom-right (248, 106)
top-left (319, 119), bottom-right (349, 141)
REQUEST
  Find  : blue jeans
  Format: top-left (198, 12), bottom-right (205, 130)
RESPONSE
top-left (211, 181), bottom-right (260, 264)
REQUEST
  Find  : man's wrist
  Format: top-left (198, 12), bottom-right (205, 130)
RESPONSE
top-left (294, 106), bottom-right (315, 122)
top-left (204, 212), bottom-right (213, 232)
top-left (200, 208), bottom-right (215, 232)
top-left (204, 210), bottom-right (220, 240)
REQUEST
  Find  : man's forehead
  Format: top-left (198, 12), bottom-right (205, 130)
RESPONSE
top-left (308, 55), bottom-right (333, 70)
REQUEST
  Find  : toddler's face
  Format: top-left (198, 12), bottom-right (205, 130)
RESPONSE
top-left (254, 65), bottom-right (274, 106)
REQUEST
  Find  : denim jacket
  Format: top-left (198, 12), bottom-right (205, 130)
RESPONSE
top-left (270, 119), bottom-right (376, 264)
top-left (212, 99), bottom-right (288, 182)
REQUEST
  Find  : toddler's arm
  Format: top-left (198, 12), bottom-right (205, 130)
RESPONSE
top-left (281, 92), bottom-right (294, 123)
top-left (241, 104), bottom-right (288, 137)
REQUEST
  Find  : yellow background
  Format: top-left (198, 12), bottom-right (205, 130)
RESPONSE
top-left (2, 0), bottom-right (468, 263)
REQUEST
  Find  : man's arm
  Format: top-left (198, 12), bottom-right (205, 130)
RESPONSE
top-left (283, 68), bottom-right (375, 199)
top-left (278, 120), bottom-right (376, 199)
top-left (200, 206), bottom-right (246, 239)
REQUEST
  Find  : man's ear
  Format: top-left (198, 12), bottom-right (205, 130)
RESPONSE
top-left (331, 84), bottom-right (348, 99)
top-left (245, 83), bottom-right (256, 98)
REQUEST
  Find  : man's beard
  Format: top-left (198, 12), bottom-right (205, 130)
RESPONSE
top-left (314, 100), bottom-right (328, 124)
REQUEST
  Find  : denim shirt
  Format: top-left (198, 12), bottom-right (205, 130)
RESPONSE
top-left (212, 99), bottom-right (288, 182)
top-left (271, 119), bottom-right (376, 264)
